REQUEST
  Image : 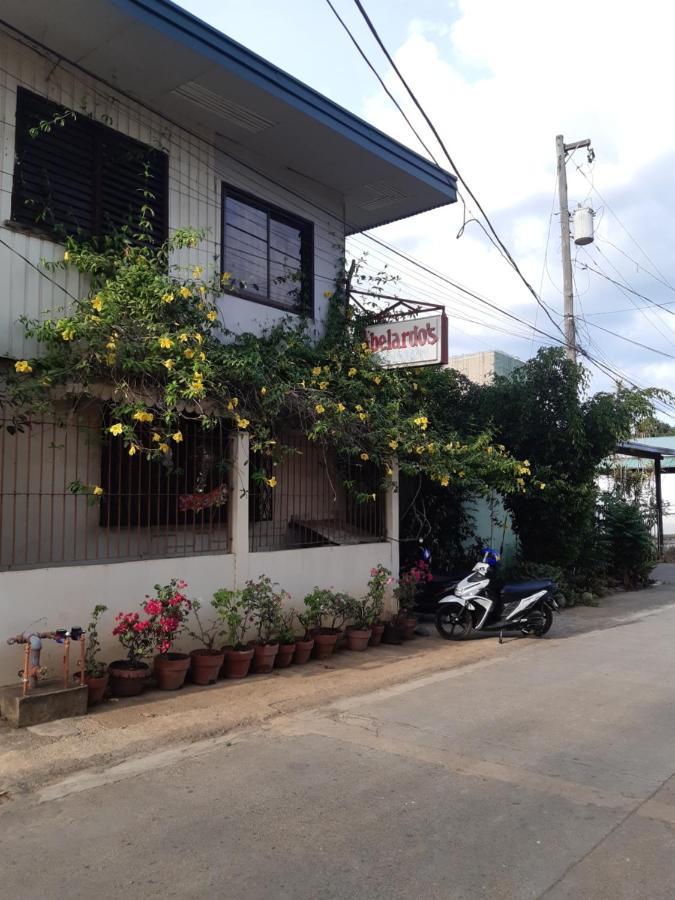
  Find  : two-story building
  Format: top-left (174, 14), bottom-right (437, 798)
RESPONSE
top-left (0, 0), bottom-right (456, 683)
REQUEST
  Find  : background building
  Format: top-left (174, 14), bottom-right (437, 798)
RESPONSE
top-left (447, 350), bottom-right (522, 385)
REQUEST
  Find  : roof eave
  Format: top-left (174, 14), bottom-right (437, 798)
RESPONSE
top-left (114, 0), bottom-right (457, 203)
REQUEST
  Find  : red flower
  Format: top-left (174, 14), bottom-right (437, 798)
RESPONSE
top-left (144, 599), bottom-right (162, 616)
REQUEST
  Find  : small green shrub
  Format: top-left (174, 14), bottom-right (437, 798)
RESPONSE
top-left (599, 493), bottom-right (656, 589)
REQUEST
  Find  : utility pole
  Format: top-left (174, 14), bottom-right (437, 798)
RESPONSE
top-left (556, 134), bottom-right (591, 364)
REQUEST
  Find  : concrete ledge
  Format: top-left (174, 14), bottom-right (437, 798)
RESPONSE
top-left (0, 684), bottom-right (88, 728)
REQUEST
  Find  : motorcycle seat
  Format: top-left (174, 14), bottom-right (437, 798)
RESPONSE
top-left (501, 580), bottom-right (554, 599)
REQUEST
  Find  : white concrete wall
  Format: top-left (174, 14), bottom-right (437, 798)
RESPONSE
top-left (599, 472), bottom-right (675, 539)
top-left (0, 30), bottom-right (343, 359)
top-left (0, 542), bottom-right (396, 686)
top-left (0, 553), bottom-right (234, 687)
top-left (251, 544), bottom-right (394, 613)
top-left (464, 492), bottom-right (518, 562)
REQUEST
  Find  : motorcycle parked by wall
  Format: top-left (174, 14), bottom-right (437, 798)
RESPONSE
top-left (435, 549), bottom-right (560, 641)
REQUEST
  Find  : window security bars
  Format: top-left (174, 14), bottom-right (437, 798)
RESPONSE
top-left (249, 433), bottom-right (385, 552)
top-left (0, 418), bottom-right (231, 570)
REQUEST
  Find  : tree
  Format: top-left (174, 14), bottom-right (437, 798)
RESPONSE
top-left (479, 348), bottom-right (655, 576)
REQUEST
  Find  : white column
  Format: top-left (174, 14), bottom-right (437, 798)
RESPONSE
top-left (229, 432), bottom-right (250, 588)
top-left (384, 458), bottom-right (400, 616)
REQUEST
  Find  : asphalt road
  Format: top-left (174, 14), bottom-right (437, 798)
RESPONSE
top-left (2, 576), bottom-right (675, 899)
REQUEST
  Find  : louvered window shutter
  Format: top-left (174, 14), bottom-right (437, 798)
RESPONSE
top-left (12, 88), bottom-right (167, 246)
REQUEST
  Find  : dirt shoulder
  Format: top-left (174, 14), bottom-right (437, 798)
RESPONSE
top-left (1, 581), bottom-right (673, 797)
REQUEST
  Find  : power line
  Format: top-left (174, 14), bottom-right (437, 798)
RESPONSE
top-left (580, 261), bottom-right (675, 315)
top-left (349, 0), bottom-right (565, 339)
top-left (584, 299), bottom-right (675, 317)
top-left (532, 171), bottom-right (560, 351)
top-left (322, 0), bottom-right (442, 167)
top-left (2, 19), bottom-right (667, 405)
top-left (574, 163), bottom-right (675, 292)
top-left (0, 235), bottom-right (80, 304)
top-left (585, 244), bottom-right (675, 346)
top-left (595, 236), bottom-right (675, 296)
top-left (580, 318), bottom-right (675, 359)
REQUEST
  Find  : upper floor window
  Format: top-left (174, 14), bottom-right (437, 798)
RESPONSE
top-left (11, 88), bottom-right (168, 246)
top-left (222, 185), bottom-right (314, 316)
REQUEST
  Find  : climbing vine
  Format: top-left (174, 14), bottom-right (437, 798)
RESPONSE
top-left (10, 225), bottom-right (531, 500)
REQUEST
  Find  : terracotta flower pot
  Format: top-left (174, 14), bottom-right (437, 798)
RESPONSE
top-left (346, 627), bottom-right (372, 651)
top-left (190, 649), bottom-right (225, 685)
top-left (154, 653), bottom-right (191, 690)
top-left (369, 623), bottom-right (385, 647)
top-left (275, 643), bottom-right (296, 669)
top-left (84, 672), bottom-right (109, 706)
top-left (335, 630), bottom-right (349, 652)
top-left (312, 631), bottom-right (339, 660)
top-left (293, 637), bottom-right (315, 665)
top-left (108, 661), bottom-right (149, 697)
top-left (400, 616), bottom-right (418, 640)
top-left (252, 642), bottom-right (279, 675)
top-left (223, 647), bottom-right (254, 679)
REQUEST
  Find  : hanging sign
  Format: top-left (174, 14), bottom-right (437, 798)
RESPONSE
top-left (364, 312), bottom-right (448, 368)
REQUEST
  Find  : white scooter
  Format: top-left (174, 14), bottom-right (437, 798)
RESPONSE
top-left (435, 549), bottom-right (560, 642)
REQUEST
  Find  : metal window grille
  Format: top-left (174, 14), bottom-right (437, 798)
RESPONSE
top-left (0, 417), bottom-right (231, 570)
top-left (249, 433), bottom-right (385, 552)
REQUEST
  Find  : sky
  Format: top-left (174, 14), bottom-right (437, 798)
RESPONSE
top-left (177, 0), bottom-right (675, 419)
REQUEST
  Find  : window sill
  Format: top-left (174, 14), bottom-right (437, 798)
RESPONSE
top-left (2, 219), bottom-right (64, 243)
top-left (223, 288), bottom-right (313, 320)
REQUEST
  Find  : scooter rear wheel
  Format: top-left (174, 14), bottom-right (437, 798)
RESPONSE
top-left (435, 606), bottom-right (473, 640)
top-left (524, 604), bottom-right (553, 637)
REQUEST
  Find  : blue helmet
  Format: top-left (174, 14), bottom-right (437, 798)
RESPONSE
top-left (482, 547), bottom-right (501, 567)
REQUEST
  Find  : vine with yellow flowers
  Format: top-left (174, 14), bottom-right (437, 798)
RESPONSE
top-left (10, 226), bottom-right (537, 502)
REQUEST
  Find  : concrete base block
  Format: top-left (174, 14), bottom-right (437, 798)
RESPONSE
top-left (0, 683), bottom-right (88, 728)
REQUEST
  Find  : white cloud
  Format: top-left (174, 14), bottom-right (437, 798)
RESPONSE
top-left (354, 0), bottom-right (675, 411)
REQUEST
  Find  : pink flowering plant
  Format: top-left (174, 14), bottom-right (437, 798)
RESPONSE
top-left (143, 578), bottom-right (192, 656)
top-left (394, 560), bottom-right (433, 615)
top-left (112, 612), bottom-right (157, 666)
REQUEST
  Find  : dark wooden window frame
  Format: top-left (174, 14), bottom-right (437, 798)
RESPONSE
top-left (221, 182), bottom-right (314, 318)
top-left (11, 87), bottom-right (169, 246)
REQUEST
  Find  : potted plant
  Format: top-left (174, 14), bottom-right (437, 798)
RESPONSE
top-left (366, 565), bottom-right (391, 646)
top-left (274, 609), bottom-right (297, 669)
top-left (294, 608), bottom-right (315, 664)
top-left (394, 560), bottom-right (432, 639)
top-left (185, 597), bottom-right (226, 685)
top-left (147, 579), bottom-right (193, 690)
top-left (303, 587), bottom-right (349, 660)
top-left (215, 588), bottom-right (255, 678)
top-left (77, 603), bottom-right (109, 705)
top-left (345, 595), bottom-right (372, 651)
top-left (247, 576), bottom-right (286, 674)
top-left (109, 611), bottom-right (156, 697)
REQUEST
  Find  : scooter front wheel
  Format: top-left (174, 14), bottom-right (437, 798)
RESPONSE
top-left (435, 605), bottom-right (473, 640)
